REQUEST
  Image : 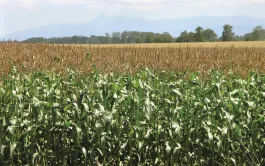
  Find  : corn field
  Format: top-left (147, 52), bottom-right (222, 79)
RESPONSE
top-left (1, 43), bottom-right (265, 165)
top-left (72, 41), bottom-right (265, 48)
top-left (1, 43), bottom-right (265, 76)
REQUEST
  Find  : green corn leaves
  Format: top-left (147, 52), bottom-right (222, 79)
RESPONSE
top-left (0, 68), bottom-right (265, 165)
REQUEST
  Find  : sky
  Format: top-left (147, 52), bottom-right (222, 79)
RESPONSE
top-left (1, 0), bottom-right (265, 36)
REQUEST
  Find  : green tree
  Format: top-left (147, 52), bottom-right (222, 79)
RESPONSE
top-left (244, 26), bottom-right (265, 41)
top-left (251, 26), bottom-right (263, 40)
top-left (194, 26), bottom-right (204, 42)
top-left (146, 32), bottom-right (155, 43)
top-left (112, 32), bottom-right (121, 43)
top-left (244, 33), bottom-right (251, 41)
top-left (251, 26), bottom-right (265, 41)
top-left (129, 31), bottom-right (142, 43)
top-left (154, 34), bottom-right (162, 43)
top-left (121, 31), bottom-right (129, 43)
top-left (136, 37), bottom-right (143, 43)
top-left (22, 31), bottom-right (176, 44)
top-left (203, 28), bottom-right (218, 42)
top-left (176, 31), bottom-right (195, 42)
top-left (89, 35), bottom-right (101, 44)
top-left (72, 35), bottom-right (79, 44)
top-left (222, 24), bottom-right (235, 41)
top-left (234, 35), bottom-right (244, 41)
top-left (160, 32), bottom-right (173, 43)
top-left (105, 33), bottom-right (112, 44)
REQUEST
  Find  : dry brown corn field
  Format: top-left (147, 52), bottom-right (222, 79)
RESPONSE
top-left (1, 42), bottom-right (265, 76)
top-left (71, 41), bottom-right (265, 48)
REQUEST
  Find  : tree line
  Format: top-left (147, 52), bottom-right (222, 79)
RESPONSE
top-left (23, 32), bottom-right (174, 44)
top-left (22, 25), bottom-right (265, 44)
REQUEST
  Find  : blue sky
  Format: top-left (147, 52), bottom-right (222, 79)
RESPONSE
top-left (1, 0), bottom-right (265, 36)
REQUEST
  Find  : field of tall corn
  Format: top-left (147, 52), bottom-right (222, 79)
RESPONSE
top-left (1, 42), bottom-right (265, 165)
top-left (73, 41), bottom-right (265, 48)
top-left (1, 43), bottom-right (265, 76)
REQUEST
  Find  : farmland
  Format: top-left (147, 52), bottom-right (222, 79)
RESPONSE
top-left (1, 42), bottom-right (265, 76)
top-left (81, 41), bottom-right (265, 48)
top-left (0, 42), bottom-right (265, 165)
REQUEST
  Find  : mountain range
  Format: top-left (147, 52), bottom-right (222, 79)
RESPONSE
top-left (2, 15), bottom-right (265, 41)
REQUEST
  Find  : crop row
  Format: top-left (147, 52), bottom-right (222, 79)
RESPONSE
top-left (1, 43), bottom-right (265, 76)
top-left (0, 68), bottom-right (265, 165)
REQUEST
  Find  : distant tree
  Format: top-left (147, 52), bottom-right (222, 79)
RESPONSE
top-left (121, 31), bottom-right (129, 43)
top-left (105, 33), bottom-right (110, 38)
top-left (234, 35), bottom-right (244, 41)
top-left (129, 31), bottom-right (141, 43)
top-left (146, 32), bottom-right (155, 43)
top-left (176, 31), bottom-right (195, 42)
top-left (105, 33), bottom-right (112, 44)
top-left (177, 27), bottom-right (217, 42)
top-left (89, 35), bottom-right (101, 44)
top-left (136, 37), bottom-right (143, 43)
top-left (160, 32), bottom-right (173, 43)
top-left (78, 35), bottom-right (89, 43)
top-left (23, 37), bottom-right (44, 43)
top-left (72, 35), bottom-right (80, 44)
top-left (22, 31), bottom-right (175, 44)
top-left (243, 26), bottom-right (265, 41)
top-left (245, 26), bottom-right (265, 41)
top-left (244, 33), bottom-right (251, 41)
top-left (203, 28), bottom-right (218, 42)
top-left (194, 26), bottom-right (204, 42)
top-left (222, 24), bottom-right (235, 41)
top-left (112, 32), bottom-right (121, 43)
top-left (154, 34), bottom-right (162, 43)
top-left (251, 26), bottom-right (263, 40)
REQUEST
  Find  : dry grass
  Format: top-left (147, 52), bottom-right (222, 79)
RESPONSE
top-left (1, 42), bottom-right (265, 76)
top-left (76, 41), bottom-right (265, 48)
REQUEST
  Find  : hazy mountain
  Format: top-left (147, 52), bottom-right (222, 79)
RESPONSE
top-left (2, 16), bottom-right (265, 41)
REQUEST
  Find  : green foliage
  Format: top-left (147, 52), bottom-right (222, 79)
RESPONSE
top-left (86, 52), bottom-right (91, 61)
top-left (244, 26), bottom-right (265, 41)
top-left (176, 27), bottom-right (218, 42)
top-left (176, 31), bottom-right (195, 42)
top-left (203, 28), bottom-right (218, 42)
top-left (23, 31), bottom-right (174, 44)
top-left (1, 69), bottom-right (265, 165)
top-left (222, 24), bottom-right (235, 41)
top-left (194, 26), bottom-right (204, 42)
top-left (22, 24), bottom-right (265, 44)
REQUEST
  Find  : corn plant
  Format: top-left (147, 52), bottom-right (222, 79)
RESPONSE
top-left (0, 68), bottom-right (265, 165)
